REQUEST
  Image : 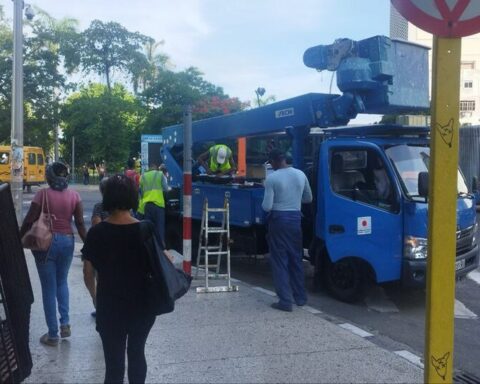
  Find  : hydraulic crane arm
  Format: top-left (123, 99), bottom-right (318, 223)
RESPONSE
top-left (161, 35), bottom-right (429, 185)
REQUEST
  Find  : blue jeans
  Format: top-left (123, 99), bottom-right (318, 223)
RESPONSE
top-left (144, 203), bottom-right (165, 248)
top-left (267, 211), bottom-right (307, 309)
top-left (33, 233), bottom-right (74, 338)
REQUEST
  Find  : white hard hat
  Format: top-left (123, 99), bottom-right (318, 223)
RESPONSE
top-left (216, 147), bottom-right (227, 164)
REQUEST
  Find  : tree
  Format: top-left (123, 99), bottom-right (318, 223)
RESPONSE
top-left (142, 67), bottom-right (248, 131)
top-left (78, 20), bottom-right (151, 91)
top-left (0, 8), bottom-right (80, 149)
top-left (254, 94), bottom-right (276, 107)
top-left (193, 96), bottom-right (247, 120)
top-left (61, 83), bottom-right (146, 171)
top-left (130, 39), bottom-right (169, 94)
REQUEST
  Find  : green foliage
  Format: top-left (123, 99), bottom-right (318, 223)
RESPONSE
top-left (130, 39), bottom-right (169, 94)
top-left (61, 83), bottom-right (146, 172)
top-left (143, 67), bottom-right (248, 131)
top-left (0, 7), bottom-right (247, 168)
top-left (0, 8), bottom-right (79, 149)
top-left (78, 20), bottom-right (151, 91)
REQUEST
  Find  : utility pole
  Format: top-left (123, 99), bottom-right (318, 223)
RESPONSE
top-left (10, 0), bottom-right (25, 223)
top-left (54, 124), bottom-right (59, 161)
top-left (71, 136), bottom-right (75, 182)
top-left (183, 105), bottom-right (192, 275)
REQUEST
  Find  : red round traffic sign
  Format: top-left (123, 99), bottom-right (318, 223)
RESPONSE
top-left (391, 0), bottom-right (480, 38)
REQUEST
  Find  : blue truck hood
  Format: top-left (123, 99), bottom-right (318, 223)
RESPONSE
top-left (404, 196), bottom-right (476, 238)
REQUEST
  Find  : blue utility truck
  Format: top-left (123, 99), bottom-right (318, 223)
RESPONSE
top-left (160, 36), bottom-right (479, 302)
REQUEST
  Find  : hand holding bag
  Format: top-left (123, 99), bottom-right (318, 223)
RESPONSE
top-left (21, 189), bottom-right (53, 251)
top-left (139, 221), bottom-right (192, 315)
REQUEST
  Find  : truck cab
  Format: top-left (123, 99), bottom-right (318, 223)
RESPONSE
top-left (312, 125), bottom-right (478, 302)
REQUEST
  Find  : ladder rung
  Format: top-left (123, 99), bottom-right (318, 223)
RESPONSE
top-left (200, 246), bottom-right (222, 250)
top-left (206, 208), bottom-right (227, 212)
top-left (202, 251), bottom-right (228, 256)
top-left (201, 273), bottom-right (229, 278)
top-left (206, 229), bottom-right (227, 233)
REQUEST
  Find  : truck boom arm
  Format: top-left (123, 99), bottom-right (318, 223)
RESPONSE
top-left (161, 35), bottom-right (429, 186)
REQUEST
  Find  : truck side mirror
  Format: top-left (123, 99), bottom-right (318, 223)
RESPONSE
top-left (418, 172), bottom-right (428, 198)
top-left (472, 176), bottom-right (478, 193)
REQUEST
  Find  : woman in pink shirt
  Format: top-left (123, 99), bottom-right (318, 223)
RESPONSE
top-left (20, 162), bottom-right (87, 346)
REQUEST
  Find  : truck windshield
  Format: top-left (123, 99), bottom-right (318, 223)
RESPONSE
top-left (385, 145), bottom-right (468, 198)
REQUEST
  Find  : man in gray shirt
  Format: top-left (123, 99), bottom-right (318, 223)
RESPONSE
top-left (262, 149), bottom-right (313, 312)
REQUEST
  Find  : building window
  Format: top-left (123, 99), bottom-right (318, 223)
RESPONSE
top-left (461, 61), bottom-right (475, 70)
top-left (460, 100), bottom-right (476, 112)
top-left (464, 81), bottom-right (473, 88)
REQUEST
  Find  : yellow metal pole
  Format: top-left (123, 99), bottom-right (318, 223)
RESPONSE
top-left (425, 36), bottom-right (461, 384)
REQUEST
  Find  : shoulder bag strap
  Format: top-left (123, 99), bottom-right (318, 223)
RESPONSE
top-left (43, 189), bottom-right (53, 230)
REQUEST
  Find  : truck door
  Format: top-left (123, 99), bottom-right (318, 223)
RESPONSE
top-left (320, 142), bottom-right (403, 284)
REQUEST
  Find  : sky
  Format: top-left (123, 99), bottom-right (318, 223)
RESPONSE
top-left (3, 0), bottom-right (391, 123)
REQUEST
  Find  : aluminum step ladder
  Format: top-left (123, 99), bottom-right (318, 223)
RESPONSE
top-left (195, 197), bottom-right (239, 293)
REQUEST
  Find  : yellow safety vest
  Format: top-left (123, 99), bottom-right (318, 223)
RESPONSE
top-left (209, 145), bottom-right (232, 173)
top-left (138, 170), bottom-right (165, 214)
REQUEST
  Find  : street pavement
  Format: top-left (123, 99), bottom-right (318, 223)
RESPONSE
top-left (22, 184), bottom-right (480, 381)
top-left (25, 246), bottom-right (422, 383)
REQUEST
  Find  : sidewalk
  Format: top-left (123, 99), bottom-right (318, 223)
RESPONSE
top-left (25, 246), bottom-right (423, 383)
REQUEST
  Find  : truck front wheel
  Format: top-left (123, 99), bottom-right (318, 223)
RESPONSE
top-left (323, 258), bottom-right (366, 303)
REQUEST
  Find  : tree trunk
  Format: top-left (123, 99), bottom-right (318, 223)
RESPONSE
top-left (105, 64), bottom-right (111, 91)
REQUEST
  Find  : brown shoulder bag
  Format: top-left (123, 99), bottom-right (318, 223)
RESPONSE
top-left (21, 189), bottom-right (53, 252)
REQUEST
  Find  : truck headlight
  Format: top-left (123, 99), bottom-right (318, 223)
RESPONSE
top-left (473, 223), bottom-right (478, 246)
top-left (404, 236), bottom-right (428, 260)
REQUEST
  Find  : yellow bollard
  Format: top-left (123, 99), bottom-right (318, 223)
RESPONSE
top-left (425, 36), bottom-right (462, 384)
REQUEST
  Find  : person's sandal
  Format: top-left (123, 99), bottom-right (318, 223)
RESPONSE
top-left (60, 325), bottom-right (71, 338)
top-left (40, 333), bottom-right (59, 346)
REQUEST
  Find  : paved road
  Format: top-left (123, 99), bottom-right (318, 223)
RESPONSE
top-left (22, 184), bottom-right (480, 379)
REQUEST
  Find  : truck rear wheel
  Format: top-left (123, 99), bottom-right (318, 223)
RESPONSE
top-left (323, 258), bottom-right (366, 303)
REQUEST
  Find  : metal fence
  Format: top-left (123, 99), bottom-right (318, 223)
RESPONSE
top-left (459, 125), bottom-right (480, 191)
top-left (0, 183), bottom-right (33, 383)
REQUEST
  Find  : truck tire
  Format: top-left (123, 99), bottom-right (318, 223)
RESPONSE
top-left (323, 257), bottom-right (366, 303)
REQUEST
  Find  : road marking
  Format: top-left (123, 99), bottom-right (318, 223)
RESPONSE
top-left (364, 286), bottom-right (400, 313)
top-left (394, 350), bottom-right (424, 368)
top-left (252, 286), bottom-right (276, 297)
top-left (454, 299), bottom-right (478, 320)
top-left (302, 305), bottom-right (322, 314)
top-left (467, 270), bottom-right (480, 285)
top-left (338, 323), bottom-right (373, 338)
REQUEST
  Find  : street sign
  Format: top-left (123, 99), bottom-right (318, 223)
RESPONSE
top-left (391, 0), bottom-right (480, 37)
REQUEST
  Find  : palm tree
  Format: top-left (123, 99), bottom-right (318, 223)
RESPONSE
top-left (131, 39), bottom-right (170, 94)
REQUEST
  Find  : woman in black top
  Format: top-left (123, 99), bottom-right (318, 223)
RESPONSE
top-left (82, 175), bottom-right (160, 383)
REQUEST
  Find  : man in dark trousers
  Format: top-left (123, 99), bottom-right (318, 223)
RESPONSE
top-left (262, 149), bottom-right (313, 312)
top-left (138, 161), bottom-right (168, 247)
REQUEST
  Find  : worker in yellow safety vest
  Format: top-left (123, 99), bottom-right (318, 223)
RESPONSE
top-left (197, 144), bottom-right (236, 176)
top-left (138, 160), bottom-right (168, 246)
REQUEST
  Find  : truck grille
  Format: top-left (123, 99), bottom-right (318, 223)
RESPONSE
top-left (456, 225), bottom-right (475, 256)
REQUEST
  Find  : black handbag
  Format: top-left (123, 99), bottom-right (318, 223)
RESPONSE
top-left (140, 221), bottom-right (192, 315)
